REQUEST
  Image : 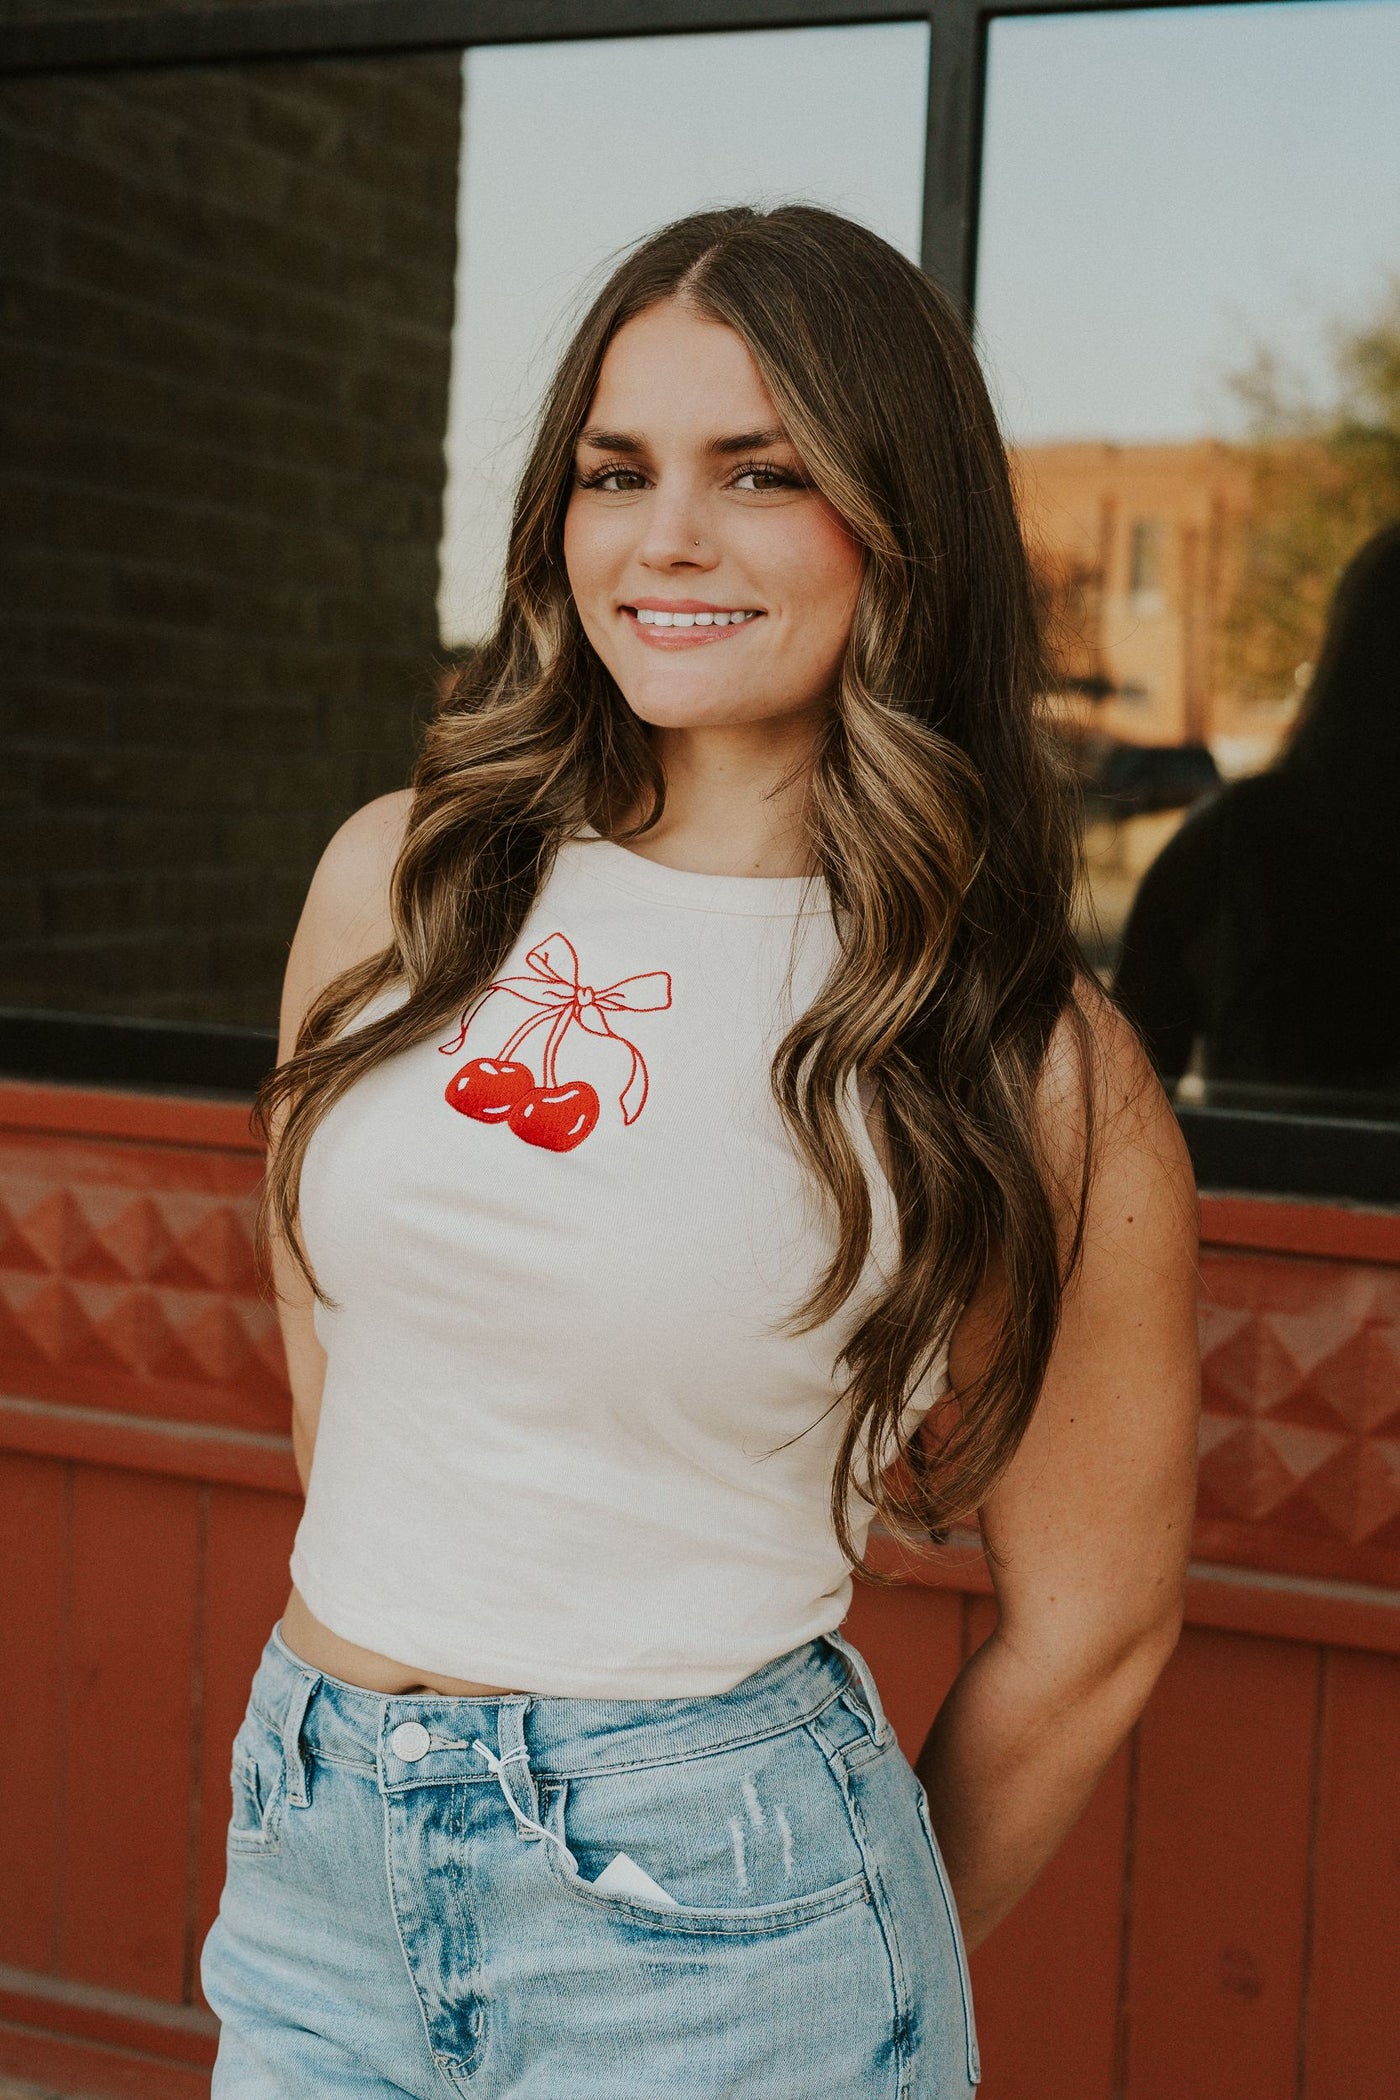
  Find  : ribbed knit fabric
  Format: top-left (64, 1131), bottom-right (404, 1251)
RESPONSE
top-left (290, 827), bottom-right (948, 1695)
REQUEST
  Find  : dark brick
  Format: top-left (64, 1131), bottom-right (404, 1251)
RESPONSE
top-left (2, 37), bottom-right (460, 1030)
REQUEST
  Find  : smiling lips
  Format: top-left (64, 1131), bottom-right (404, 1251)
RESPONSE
top-left (623, 605), bottom-right (765, 649)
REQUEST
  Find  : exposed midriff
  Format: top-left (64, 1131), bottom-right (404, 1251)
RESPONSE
top-left (279, 1584), bottom-right (532, 1696)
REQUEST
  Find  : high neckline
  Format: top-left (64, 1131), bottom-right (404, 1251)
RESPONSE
top-left (565, 826), bottom-right (828, 917)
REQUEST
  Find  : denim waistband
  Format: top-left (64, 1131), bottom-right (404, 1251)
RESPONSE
top-left (251, 1620), bottom-right (892, 1810)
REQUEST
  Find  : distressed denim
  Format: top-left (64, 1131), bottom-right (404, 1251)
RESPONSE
top-left (200, 1620), bottom-right (980, 2098)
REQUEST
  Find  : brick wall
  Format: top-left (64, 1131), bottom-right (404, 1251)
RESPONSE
top-left (0, 28), bottom-right (463, 1024)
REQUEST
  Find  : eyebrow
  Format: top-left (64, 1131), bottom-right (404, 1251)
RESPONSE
top-left (576, 425), bottom-right (791, 457)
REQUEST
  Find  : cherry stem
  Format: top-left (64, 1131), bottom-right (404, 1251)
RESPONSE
top-left (498, 1005), bottom-right (553, 1066)
top-left (541, 1004), bottom-right (574, 1088)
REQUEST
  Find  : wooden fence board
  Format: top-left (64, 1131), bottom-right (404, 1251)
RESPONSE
top-left (1125, 1626), bottom-right (1317, 2100)
top-left (0, 1455), bottom-right (68, 1972)
top-left (60, 1470), bottom-right (202, 2002)
top-left (1302, 1647), bottom-right (1400, 2099)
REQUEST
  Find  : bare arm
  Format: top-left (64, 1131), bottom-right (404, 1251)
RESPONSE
top-left (266, 788), bottom-right (414, 1493)
top-left (913, 985), bottom-right (1201, 1951)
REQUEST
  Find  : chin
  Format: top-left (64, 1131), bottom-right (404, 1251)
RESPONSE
top-left (616, 686), bottom-right (752, 731)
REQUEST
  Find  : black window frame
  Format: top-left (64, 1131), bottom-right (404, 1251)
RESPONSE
top-left (3, 0), bottom-right (1397, 1206)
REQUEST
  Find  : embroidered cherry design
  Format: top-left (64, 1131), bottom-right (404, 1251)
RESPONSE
top-left (507, 1081), bottom-right (600, 1152)
top-left (438, 932), bottom-right (671, 1151)
top-left (443, 1057), bottom-right (534, 1123)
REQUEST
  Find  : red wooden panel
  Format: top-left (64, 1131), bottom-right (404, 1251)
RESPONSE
top-left (192, 1485), bottom-right (303, 1988)
top-left (0, 1079), bottom-right (259, 1153)
top-left (0, 1976), bottom-right (215, 2067)
top-left (0, 1397), bottom-right (298, 1496)
top-left (972, 1745), bottom-right (1129, 2100)
top-left (60, 1468), bottom-right (202, 2001)
top-left (0, 1454), bottom-right (68, 1970)
top-left (843, 1580), bottom-right (964, 1765)
top-left (0, 2018), bottom-right (211, 2100)
top-left (1125, 1627), bottom-right (1317, 2100)
top-left (1200, 1193), bottom-right (1400, 1266)
top-left (1303, 1648), bottom-right (1400, 2099)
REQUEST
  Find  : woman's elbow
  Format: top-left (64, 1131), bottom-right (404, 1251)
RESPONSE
top-left (1022, 1591), bottom-right (1187, 1732)
top-left (1083, 1593), bottom-right (1186, 1725)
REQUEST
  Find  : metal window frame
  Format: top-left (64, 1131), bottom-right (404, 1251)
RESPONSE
top-left (2, 0), bottom-right (1396, 1205)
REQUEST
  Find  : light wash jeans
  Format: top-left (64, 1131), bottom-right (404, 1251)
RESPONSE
top-left (200, 1620), bottom-right (980, 2097)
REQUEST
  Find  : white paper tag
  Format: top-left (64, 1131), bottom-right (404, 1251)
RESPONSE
top-left (589, 1851), bottom-right (681, 1907)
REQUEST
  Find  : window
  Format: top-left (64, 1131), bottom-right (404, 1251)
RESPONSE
top-left (976, 0), bottom-right (1400, 1183)
top-left (1127, 517), bottom-right (1166, 616)
top-left (3, 0), bottom-right (1397, 1199)
top-left (0, 19), bottom-right (928, 1069)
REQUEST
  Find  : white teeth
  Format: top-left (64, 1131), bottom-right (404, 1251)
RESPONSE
top-left (633, 607), bottom-right (758, 627)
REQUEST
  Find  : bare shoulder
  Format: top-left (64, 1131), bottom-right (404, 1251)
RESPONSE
top-left (278, 788), bottom-right (414, 1063)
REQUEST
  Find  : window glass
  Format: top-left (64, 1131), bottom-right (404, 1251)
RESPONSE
top-left (438, 24), bottom-right (930, 646)
top-left (0, 25), bottom-right (929, 1041)
top-left (976, 0), bottom-right (1400, 1119)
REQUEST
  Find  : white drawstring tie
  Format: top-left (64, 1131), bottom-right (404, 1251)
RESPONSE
top-left (472, 1738), bottom-right (579, 1874)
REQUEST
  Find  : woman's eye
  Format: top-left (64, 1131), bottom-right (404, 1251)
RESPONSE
top-left (733, 465), bottom-right (794, 492)
top-left (579, 466), bottom-right (645, 492)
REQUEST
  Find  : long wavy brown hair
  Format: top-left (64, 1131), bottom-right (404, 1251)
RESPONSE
top-left (253, 202), bottom-right (1099, 1583)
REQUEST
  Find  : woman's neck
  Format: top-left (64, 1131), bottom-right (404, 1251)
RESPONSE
top-left (619, 720), bottom-right (822, 878)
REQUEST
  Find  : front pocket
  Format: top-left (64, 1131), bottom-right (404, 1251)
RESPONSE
top-left (534, 1725), bottom-right (873, 1937)
top-left (227, 1704), bottom-right (287, 1854)
top-left (913, 1779), bottom-right (981, 2085)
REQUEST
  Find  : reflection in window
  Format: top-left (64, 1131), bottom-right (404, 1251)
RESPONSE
top-left (977, 0), bottom-right (1400, 1116)
top-left (0, 52), bottom-right (465, 1029)
top-left (437, 23), bottom-right (929, 648)
top-left (1128, 518), bottom-right (1166, 616)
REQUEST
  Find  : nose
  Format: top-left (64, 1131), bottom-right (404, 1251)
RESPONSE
top-left (634, 481), bottom-right (717, 572)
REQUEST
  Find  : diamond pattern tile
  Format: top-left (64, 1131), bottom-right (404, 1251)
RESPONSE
top-left (1198, 1247), bottom-right (1400, 1584)
top-left (0, 1130), bottom-right (285, 1436)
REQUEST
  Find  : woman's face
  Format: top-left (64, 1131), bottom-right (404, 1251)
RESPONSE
top-left (562, 299), bottom-right (863, 738)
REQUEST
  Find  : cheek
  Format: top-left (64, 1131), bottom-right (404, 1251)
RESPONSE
top-left (781, 506), bottom-right (863, 645)
top-left (561, 497), bottom-right (620, 615)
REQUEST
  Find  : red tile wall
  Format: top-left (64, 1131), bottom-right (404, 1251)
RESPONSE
top-left (0, 1083), bottom-right (1396, 2098)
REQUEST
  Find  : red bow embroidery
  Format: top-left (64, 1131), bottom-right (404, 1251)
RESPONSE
top-left (438, 932), bottom-right (672, 1125)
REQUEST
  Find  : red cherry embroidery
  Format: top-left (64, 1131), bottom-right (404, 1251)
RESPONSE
top-left (444, 1057), bottom-right (534, 1122)
top-left (437, 931), bottom-right (671, 1151)
top-left (507, 1081), bottom-right (600, 1152)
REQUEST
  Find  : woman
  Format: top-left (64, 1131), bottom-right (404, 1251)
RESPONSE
top-left (200, 204), bottom-right (1200, 2098)
top-left (1115, 520), bottom-right (1400, 1105)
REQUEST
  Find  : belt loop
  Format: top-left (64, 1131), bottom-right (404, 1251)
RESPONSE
top-left (493, 1699), bottom-right (538, 1828)
top-left (824, 1628), bottom-right (892, 1746)
top-left (472, 1700), bottom-right (579, 1876)
top-left (279, 1665), bottom-right (320, 1809)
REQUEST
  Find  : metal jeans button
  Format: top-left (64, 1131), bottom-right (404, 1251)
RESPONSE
top-left (389, 1720), bottom-right (431, 1762)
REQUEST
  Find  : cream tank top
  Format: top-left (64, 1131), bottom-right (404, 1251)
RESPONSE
top-left (291, 827), bottom-right (949, 1696)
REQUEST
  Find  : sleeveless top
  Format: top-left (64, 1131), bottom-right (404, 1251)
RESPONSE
top-left (290, 827), bottom-right (949, 1695)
